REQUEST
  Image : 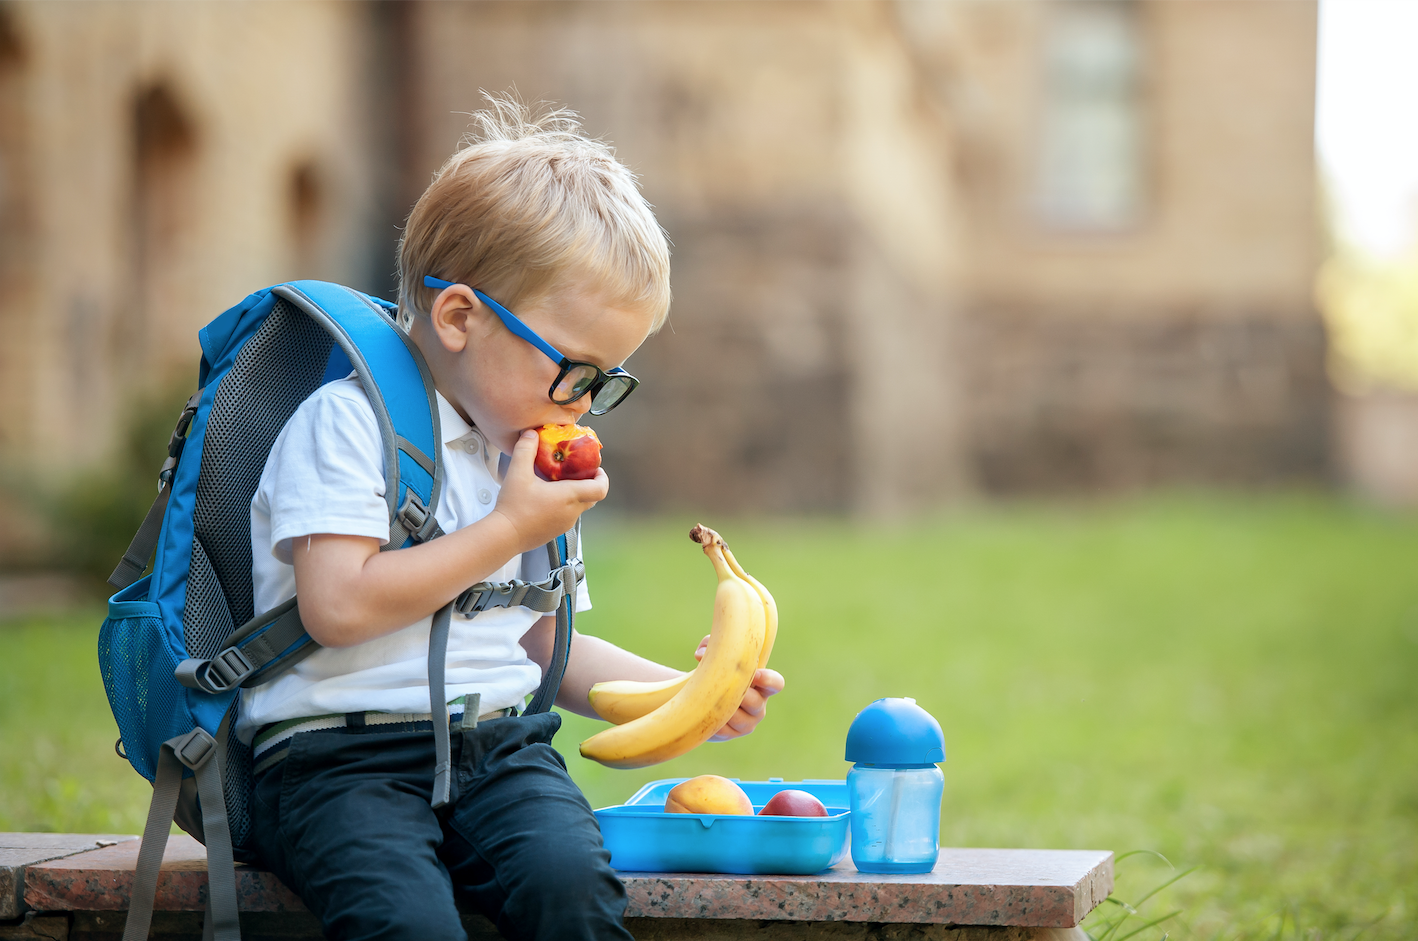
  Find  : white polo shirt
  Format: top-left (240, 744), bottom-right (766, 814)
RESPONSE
top-left (235, 376), bottom-right (590, 744)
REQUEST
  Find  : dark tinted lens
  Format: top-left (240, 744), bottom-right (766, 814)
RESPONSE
top-left (589, 375), bottom-right (636, 414)
top-left (552, 364), bottom-right (600, 403)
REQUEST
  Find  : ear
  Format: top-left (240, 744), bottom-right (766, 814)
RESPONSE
top-left (427, 284), bottom-right (481, 354)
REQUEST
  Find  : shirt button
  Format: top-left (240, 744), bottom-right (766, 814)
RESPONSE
top-left (478, 489), bottom-right (492, 504)
top-left (465, 439), bottom-right (479, 454)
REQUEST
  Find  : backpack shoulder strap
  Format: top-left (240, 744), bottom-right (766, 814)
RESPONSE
top-left (427, 522), bottom-right (579, 807)
top-left (108, 282), bottom-right (442, 591)
top-left (279, 285), bottom-right (471, 805)
top-left (107, 390), bottom-right (205, 590)
top-left (175, 282), bottom-right (446, 695)
top-left (522, 524), bottom-right (579, 716)
top-left (275, 282), bottom-right (444, 549)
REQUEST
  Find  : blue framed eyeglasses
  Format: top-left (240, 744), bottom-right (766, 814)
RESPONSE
top-left (423, 276), bottom-right (640, 415)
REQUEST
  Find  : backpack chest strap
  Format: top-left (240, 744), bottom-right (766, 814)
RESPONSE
top-left (454, 559), bottom-right (584, 616)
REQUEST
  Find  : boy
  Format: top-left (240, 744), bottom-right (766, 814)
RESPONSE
top-left (237, 97), bottom-right (785, 941)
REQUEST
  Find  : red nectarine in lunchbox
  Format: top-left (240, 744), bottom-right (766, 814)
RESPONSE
top-left (757, 790), bottom-right (828, 817)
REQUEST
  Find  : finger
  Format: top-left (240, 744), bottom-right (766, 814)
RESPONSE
top-left (714, 688), bottom-right (769, 740)
top-left (589, 470), bottom-right (611, 501)
top-left (722, 707), bottom-right (758, 738)
top-left (736, 687), bottom-right (767, 718)
top-left (710, 720), bottom-right (744, 742)
top-left (509, 429), bottom-right (540, 471)
top-left (562, 472), bottom-right (609, 504)
top-left (752, 668), bottom-right (785, 696)
top-left (709, 706), bottom-right (750, 741)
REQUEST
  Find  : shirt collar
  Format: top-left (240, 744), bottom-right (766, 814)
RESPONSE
top-left (436, 392), bottom-right (473, 445)
top-left (436, 392), bottom-right (505, 479)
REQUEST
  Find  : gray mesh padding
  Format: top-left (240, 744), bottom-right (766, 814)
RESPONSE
top-left (184, 298), bottom-right (334, 860)
top-left (183, 537), bottom-right (234, 659)
top-left (221, 729), bottom-right (255, 858)
top-left (190, 299), bottom-right (334, 627)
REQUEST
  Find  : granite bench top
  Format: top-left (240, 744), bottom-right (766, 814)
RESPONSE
top-left (1, 834), bottom-right (137, 920)
top-left (4, 833), bottom-right (1111, 931)
top-left (622, 848), bottom-right (1113, 927)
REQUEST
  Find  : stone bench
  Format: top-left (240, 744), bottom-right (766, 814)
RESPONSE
top-left (1, 833), bottom-right (1112, 940)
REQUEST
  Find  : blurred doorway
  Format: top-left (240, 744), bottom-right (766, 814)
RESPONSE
top-left (0, 7), bottom-right (31, 463)
top-left (129, 81), bottom-right (199, 386)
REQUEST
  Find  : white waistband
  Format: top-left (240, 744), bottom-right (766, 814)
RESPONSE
top-left (252, 705), bottom-right (511, 760)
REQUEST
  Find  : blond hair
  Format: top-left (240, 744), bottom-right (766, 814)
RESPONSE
top-left (397, 94), bottom-right (671, 332)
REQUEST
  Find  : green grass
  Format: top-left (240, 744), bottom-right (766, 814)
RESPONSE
top-left (0, 604), bottom-right (153, 835)
top-left (3, 493), bottom-right (1415, 939)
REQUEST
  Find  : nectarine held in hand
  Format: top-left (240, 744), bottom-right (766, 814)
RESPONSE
top-left (534, 423), bottom-right (602, 481)
top-left (757, 790), bottom-right (828, 817)
top-left (664, 775), bottom-right (753, 815)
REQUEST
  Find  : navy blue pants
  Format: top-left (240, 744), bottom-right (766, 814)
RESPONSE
top-left (248, 711), bottom-right (633, 941)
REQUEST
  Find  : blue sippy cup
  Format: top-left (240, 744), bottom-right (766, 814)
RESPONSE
top-left (845, 697), bottom-right (946, 874)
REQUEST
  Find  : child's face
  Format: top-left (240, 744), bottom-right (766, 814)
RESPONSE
top-left (418, 277), bottom-right (657, 456)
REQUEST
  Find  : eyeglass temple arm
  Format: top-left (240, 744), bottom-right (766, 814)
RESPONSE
top-left (422, 276), bottom-right (569, 366)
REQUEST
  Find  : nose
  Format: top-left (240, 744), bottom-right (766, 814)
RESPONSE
top-left (565, 391), bottom-right (594, 418)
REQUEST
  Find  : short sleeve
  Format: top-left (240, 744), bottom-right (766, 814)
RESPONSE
top-left (255, 381), bottom-right (391, 564)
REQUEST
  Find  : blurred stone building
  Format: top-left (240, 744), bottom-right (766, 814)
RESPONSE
top-left (0, 0), bottom-right (1323, 525)
top-left (0, 2), bottom-right (388, 470)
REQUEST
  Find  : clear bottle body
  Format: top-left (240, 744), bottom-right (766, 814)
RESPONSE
top-left (847, 763), bottom-right (943, 873)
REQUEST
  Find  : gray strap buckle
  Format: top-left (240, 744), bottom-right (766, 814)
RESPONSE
top-left (209, 647), bottom-right (256, 688)
top-left (455, 578), bottom-right (530, 615)
top-left (454, 560), bottom-right (583, 616)
top-left (395, 490), bottom-right (444, 545)
top-left (170, 728), bottom-right (217, 771)
top-left (157, 391), bottom-right (203, 491)
top-left (175, 647), bottom-right (255, 694)
top-left (557, 560), bottom-right (583, 594)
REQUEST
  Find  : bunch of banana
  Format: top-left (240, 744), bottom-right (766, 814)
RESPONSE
top-left (578, 525), bottom-right (775, 769)
top-left (586, 525), bottom-right (778, 724)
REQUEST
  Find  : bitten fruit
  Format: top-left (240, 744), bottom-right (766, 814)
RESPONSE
top-left (664, 775), bottom-right (753, 815)
top-left (534, 423), bottom-right (602, 481)
top-left (757, 790), bottom-right (828, 817)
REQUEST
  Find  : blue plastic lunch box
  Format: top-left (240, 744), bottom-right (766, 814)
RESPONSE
top-left (593, 778), bottom-right (851, 874)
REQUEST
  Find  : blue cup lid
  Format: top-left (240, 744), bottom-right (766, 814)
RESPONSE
top-left (845, 698), bottom-right (946, 766)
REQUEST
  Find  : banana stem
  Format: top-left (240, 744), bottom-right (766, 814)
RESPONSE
top-left (689, 523), bottom-right (725, 552)
top-left (691, 524), bottom-right (734, 581)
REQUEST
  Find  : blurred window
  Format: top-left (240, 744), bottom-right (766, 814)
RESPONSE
top-left (131, 82), bottom-right (199, 379)
top-left (288, 160), bottom-right (325, 278)
top-left (0, 7), bottom-right (26, 259)
top-left (0, 7), bottom-right (25, 458)
top-left (133, 83), bottom-right (197, 257)
top-left (1034, 0), bottom-right (1144, 231)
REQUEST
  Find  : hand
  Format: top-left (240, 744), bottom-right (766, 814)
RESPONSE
top-left (694, 635), bottom-right (785, 741)
top-left (492, 430), bottom-right (608, 551)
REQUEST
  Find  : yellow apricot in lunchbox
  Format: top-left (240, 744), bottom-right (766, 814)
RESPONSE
top-left (664, 775), bottom-right (752, 815)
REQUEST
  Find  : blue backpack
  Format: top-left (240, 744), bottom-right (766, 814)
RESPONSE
top-left (98, 282), bottom-right (582, 941)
